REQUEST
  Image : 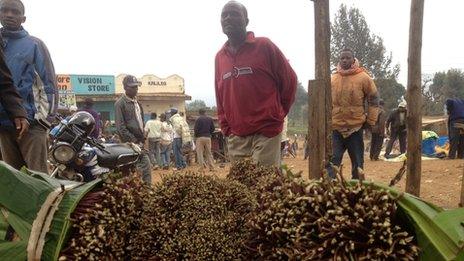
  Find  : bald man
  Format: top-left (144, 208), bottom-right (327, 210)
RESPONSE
top-left (215, 1), bottom-right (297, 167)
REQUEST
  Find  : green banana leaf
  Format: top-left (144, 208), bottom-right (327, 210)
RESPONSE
top-left (363, 181), bottom-right (464, 261)
top-left (41, 179), bottom-right (100, 260)
top-left (0, 163), bottom-right (55, 224)
top-left (0, 161), bottom-right (101, 260)
top-left (0, 241), bottom-right (27, 260)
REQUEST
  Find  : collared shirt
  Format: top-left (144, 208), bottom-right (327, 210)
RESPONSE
top-left (160, 121), bottom-right (173, 145)
top-left (124, 94), bottom-right (143, 131)
top-left (114, 94), bottom-right (145, 143)
top-left (215, 31), bottom-right (297, 138)
top-left (170, 114), bottom-right (183, 139)
top-left (145, 119), bottom-right (162, 139)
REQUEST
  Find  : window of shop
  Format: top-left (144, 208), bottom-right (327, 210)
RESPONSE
top-left (100, 111), bottom-right (110, 123)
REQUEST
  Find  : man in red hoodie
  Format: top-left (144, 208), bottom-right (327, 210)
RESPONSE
top-left (215, 1), bottom-right (297, 167)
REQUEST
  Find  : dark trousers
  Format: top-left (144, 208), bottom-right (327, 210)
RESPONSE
top-left (385, 130), bottom-right (406, 156)
top-left (449, 120), bottom-right (464, 159)
top-left (370, 133), bottom-right (384, 160)
top-left (331, 129), bottom-right (364, 179)
top-left (148, 138), bottom-right (161, 166)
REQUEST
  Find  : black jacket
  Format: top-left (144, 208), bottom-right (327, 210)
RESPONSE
top-left (386, 109), bottom-right (407, 133)
top-left (371, 107), bottom-right (386, 136)
top-left (194, 115), bottom-right (215, 138)
top-left (0, 44), bottom-right (26, 122)
top-left (114, 95), bottom-right (145, 143)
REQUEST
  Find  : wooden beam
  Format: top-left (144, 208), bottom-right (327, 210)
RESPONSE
top-left (460, 164), bottom-right (464, 207)
top-left (308, 80), bottom-right (325, 179)
top-left (405, 0), bottom-right (424, 196)
top-left (309, 0), bottom-right (331, 179)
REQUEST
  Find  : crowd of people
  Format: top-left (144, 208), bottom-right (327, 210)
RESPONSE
top-left (0, 0), bottom-right (220, 184)
top-left (0, 0), bottom-right (464, 186)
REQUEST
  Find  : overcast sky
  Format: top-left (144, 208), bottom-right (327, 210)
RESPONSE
top-left (21, 0), bottom-right (464, 106)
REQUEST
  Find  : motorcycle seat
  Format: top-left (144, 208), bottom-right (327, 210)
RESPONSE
top-left (96, 143), bottom-right (139, 169)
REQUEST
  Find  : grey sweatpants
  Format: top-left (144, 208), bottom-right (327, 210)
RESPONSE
top-left (0, 124), bottom-right (49, 174)
top-left (136, 151), bottom-right (152, 184)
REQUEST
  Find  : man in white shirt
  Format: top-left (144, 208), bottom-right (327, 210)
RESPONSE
top-left (145, 112), bottom-right (162, 169)
top-left (170, 108), bottom-right (187, 170)
top-left (159, 113), bottom-right (173, 170)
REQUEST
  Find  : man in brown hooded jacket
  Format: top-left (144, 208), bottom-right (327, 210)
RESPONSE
top-left (330, 48), bottom-right (379, 179)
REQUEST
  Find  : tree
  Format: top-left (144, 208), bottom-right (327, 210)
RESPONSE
top-left (376, 78), bottom-right (406, 112)
top-left (331, 4), bottom-right (399, 79)
top-left (331, 4), bottom-right (404, 112)
top-left (288, 82), bottom-right (308, 125)
top-left (186, 99), bottom-right (208, 112)
top-left (442, 69), bottom-right (464, 99)
top-left (423, 69), bottom-right (464, 115)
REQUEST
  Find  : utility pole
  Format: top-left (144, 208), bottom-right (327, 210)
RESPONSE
top-left (309, 0), bottom-right (331, 179)
top-left (460, 164), bottom-right (464, 207)
top-left (405, 0), bottom-right (424, 196)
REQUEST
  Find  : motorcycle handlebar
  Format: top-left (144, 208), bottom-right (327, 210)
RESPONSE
top-left (86, 137), bottom-right (108, 153)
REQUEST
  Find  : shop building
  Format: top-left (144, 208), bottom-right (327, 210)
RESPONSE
top-left (57, 74), bottom-right (191, 122)
top-left (115, 74), bottom-right (191, 120)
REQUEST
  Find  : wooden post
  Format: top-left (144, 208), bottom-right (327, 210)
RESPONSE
top-left (460, 164), bottom-right (464, 207)
top-left (405, 0), bottom-right (424, 196)
top-left (309, 0), bottom-right (331, 179)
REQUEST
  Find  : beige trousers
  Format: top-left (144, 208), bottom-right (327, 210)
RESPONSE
top-left (196, 137), bottom-right (215, 170)
top-left (227, 132), bottom-right (282, 167)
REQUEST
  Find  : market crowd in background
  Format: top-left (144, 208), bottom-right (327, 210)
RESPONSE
top-left (0, 0), bottom-right (464, 185)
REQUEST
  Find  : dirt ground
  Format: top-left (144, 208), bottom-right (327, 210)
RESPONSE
top-left (152, 146), bottom-right (464, 209)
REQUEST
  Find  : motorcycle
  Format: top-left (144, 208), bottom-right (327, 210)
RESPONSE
top-left (47, 112), bottom-right (141, 182)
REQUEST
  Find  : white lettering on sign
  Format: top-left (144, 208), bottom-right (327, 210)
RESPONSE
top-left (148, 81), bottom-right (167, 86)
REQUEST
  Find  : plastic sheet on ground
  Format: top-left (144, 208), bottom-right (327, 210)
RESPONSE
top-left (382, 153), bottom-right (440, 162)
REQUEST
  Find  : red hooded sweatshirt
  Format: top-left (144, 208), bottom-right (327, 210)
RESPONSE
top-left (215, 32), bottom-right (297, 138)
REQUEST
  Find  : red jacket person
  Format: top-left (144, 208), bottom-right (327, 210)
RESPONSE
top-left (215, 1), bottom-right (297, 167)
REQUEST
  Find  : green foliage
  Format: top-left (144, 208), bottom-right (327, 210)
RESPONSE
top-left (186, 99), bottom-right (208, 112)
top-left (423, 69), bottom-right (464, 115)
top-left (331, 4), bottom-right (399, 80)
top-left (375, 78), bottom-right (406, 112)
top-left (287, 82), bottom-right (308, 127)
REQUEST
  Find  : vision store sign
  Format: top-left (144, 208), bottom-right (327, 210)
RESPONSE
top-left (56, 74), bottom-right (115, 95)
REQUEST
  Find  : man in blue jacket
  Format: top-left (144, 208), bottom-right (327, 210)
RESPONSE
top-left (0, 0), bottom-right (57, 173)
top-left (445, 98), bottom-right (464, 159)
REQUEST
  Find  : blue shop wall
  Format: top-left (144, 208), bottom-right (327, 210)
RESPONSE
top-left (144, 114), bottom-right (151, 122)
top-left (77, 102), bottom-right (157, 124)
top-left (94, 101), bottom-right (116, 122)
top-left (77, 101), bottom-right (116, 123)
top-left (79, 105), bottom-right (152, 123)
